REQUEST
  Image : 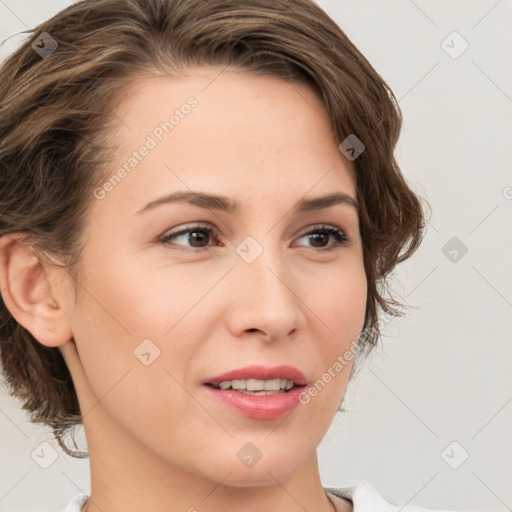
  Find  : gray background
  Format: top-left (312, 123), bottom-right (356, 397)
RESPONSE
top-left (0, 1), bottom-right (511, 511)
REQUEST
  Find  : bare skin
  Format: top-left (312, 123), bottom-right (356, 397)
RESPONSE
top-left (0, 68), bottom-right (365, 511)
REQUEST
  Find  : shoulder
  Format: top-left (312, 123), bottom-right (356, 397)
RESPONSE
top-left (62, 493), bottom-right (88, 512)
top-left (325, 480), bottom-right (461, 512)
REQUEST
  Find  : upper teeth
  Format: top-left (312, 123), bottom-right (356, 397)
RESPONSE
top-left (217, 378), bottom-right (294, 391)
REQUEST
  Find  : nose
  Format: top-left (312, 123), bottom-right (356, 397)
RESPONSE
top-left (225, 245), bottom-right (307, 343)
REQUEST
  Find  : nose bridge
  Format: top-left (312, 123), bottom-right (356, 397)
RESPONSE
top-left (227, 238), bottom-right (305, 339)
top-left (245, 249), bottom-right (289, 304)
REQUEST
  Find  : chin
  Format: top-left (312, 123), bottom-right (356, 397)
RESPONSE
top-left (222, 465), bottom-right (302, 487)
top-left (201, 445), bottom-right (311, 487)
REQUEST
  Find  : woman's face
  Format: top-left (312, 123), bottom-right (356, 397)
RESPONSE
top-left (62, 68), bottom-right (367, 485)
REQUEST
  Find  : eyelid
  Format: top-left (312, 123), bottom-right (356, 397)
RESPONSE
top-left (159, 222), bottom-right (350, 251)
top-left (158, 222), bottom-right (219, 249)
top-left (294, 224), bottom-right (350, 250)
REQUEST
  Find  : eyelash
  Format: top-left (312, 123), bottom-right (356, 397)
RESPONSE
top-left (159, 223), bottom-right (350, 253)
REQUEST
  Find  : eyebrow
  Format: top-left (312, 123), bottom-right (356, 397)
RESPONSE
top-left (135, 190), bottom-right (359, 215)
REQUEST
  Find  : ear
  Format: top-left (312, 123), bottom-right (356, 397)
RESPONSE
top-left (0, 232), bottom-right (73, 347)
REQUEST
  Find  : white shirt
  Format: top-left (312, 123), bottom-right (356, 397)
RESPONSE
top-left (63, 481), bottom-right (459, 511)
top-left (326, 480), bottom-right (460, 511)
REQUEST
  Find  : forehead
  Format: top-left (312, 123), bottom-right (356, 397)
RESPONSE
top-left (95, 68), bottom-right (356, 216)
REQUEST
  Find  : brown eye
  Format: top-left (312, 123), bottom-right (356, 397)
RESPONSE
top-left (295, 226), bottom-right (349, 251)
top-left (160, 224), bottom-right (217, 250)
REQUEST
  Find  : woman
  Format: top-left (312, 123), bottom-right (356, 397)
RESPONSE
top-left (0, 0), bottom-right (452, 510)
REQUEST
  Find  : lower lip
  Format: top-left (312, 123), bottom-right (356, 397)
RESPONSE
top-left (202, 385), bottom-right (305, 420)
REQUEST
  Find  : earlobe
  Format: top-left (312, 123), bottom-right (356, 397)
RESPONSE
top-left (0, 233), bottom-right (73, 347)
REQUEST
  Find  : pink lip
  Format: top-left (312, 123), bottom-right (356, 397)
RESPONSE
top-left (203, 365), bottom-right (308, 386)
top-left (202, 365), bottom-right (308, 420)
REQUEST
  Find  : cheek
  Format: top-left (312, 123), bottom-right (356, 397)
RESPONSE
top-left (69, 281), bottom-right (208, 457)
top-left (76, 249), bottom-right (212, 341)
top-left (309, 260), bottom-right (367, 344)
top-left (68, 256), bottom-right (210, 410)
top-left (294, 258), bottom-right (366, 408)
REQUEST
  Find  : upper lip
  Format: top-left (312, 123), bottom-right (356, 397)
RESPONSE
top-left (204, 365), bottom-right (308, 386)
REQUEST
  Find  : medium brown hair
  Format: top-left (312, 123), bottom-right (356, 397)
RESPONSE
top-left (0, 0), bottom-right (426, 457)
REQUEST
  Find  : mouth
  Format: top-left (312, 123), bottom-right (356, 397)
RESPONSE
top-left (202, 365), bottom-right (308, 420)
top-left (205, 377), bottom-right (298, 395)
